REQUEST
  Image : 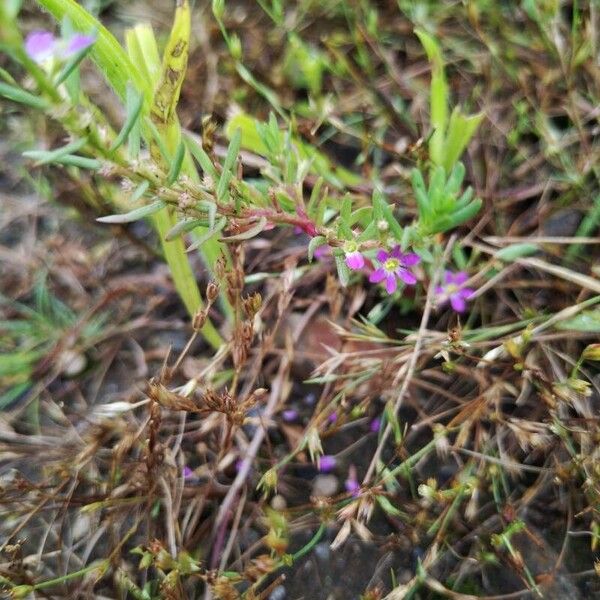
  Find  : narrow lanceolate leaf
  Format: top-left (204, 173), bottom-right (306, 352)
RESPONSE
top-left (495, 243), bottom-right (539, 262)
top-left (23, 152), bottom-right (100, 170)
top-left (23, 138), bottom-right (88, 165)
top-left (0, 82), bottom-right (49, 109)
top-left (54, 42), bottom-right (94, 86)
top-left (308, 236), bottom-right (326, 262)
top-left (165, 217), bottom-right (209, 241)
top-left (130, 180), bottom-right (150, 203)
top-left (217, 128), bottom-right (242, 201)
top-left (184, 133), bottom-right (218, 181)
top-left (166, 140), bottom-right (186, 185)
top-left (97, 199), bottom-right (166, 223)
top-left (334, 252), bottom-right (350, 287)
top-left (220, 217), bottom-right (268, 242)
top-left (109, 84), bottom-right (144, 153)
top-left (187, 218), bottom-right (226, 252)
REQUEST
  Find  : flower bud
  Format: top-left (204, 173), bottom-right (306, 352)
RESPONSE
top-left (582, 344), bottom-right (600, 361)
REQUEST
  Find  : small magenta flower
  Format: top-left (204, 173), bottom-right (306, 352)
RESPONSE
top-left (182, 466), bottom-right (194, 479)
top-left (25, 30), bottom-right (95, 64)
top-left (369, 246), bottom-right (420, 294)
top-left (318, 455), bottom-right (337, 472)
top-left (369, 417), bottom-right (381, 432)
top-left (65, 33), bottom-right (95, 56)
top-left (25, 31), bottom-right (56, 63)
top-left (344, 465), bottom-right (360, 496)
top-left (282, 409), bottom-right (298, 422)
top-left (435, 271), bottom-right (474, 313)
top-left (343, 240), bottom-right (364, 271)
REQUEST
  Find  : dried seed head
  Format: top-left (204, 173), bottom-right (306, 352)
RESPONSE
top-left (192, 310), bottom-right (207, 331)
top-left (206, 282), bottom-right (219, 303)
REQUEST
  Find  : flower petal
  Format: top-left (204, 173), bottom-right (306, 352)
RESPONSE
top-left (434, 285), bottom-right (445, 295)
top-left (398, 268), bottom-right (417, 285)
top-left (369, 268), bottom-right (386, 283)
top-left (25, 31), bottom-right (57, 62)
top-left (345, 251), bottom-right (364, 270)
top-left (453, 271), bottom-right (469, 285)
top-left (460, 288), bottom-right (475, 299)
top-left (401, 252), bottom-right (421, 267)
top-left (376, 249), bottom-right (389, 262)
top-left (450, 294), bottom-right (467, 313)
top-left (64, 33), bottom-right (95, 57)
top-left (385, 274), bottom-right (398, 294)
top-left (390, 245), bottom-right (403, 259)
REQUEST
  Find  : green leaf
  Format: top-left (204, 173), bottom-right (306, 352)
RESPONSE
top-left (23, 138), bottom-right (88, 165)
top-left (220, 216), bottom-right (267, 242)
top-left (187, 218), bottom-right (226, 252)
top-left (557, 311), bottom-right (600, 332)
top-left (97, 199), bottom-right (166, 223)
top-left (376, 495), bottom-right (407, 518)
top-left (166, 140), bottom-right (186, 185)
top-left (184, 133), bottom-right (218, 181)
top-left (130, 180), bottom-right (150, 202)
top-left (415, 28), bottom-right (447, 166)
top-left (334, 252), bottom-right (350, 287)
top-left (495, 243), bottom-right (539, 262)
top-left (411, 168), bottom-right (431, 220)
top-left (308, 236), bottom-right (326, 262)
top-left (0, 81), bottom-right (49, 109)
top-left (433, 198), bottom-right (482, 233)
top-left (217, 128), bottom-right (241, 201)
top-left (125, 24), bottom-right (161, 87)
top-left (165, 218), bottom-right (209, 241)
top-left (54, 38), bottom-right (95, 86)
top-left (442, 108), bottom-right (484, 172)
top-left (109, 84), bottom-right (144, 153)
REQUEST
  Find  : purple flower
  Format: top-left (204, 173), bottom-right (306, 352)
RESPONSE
top-left (369, 246), bottom-right (420, 294)
top-left (183, 466), bottom-right (194, 479)
top-left (282, 409), bottom-right (298, 422)
top-left (63, 33), bottom-right (95, 57)
top-left (318, 455), bottom-right (336, 472)
top-left (313, 245), bottom-right (331, 260)
top-left (327, 412), bottom-right (338, 424)
top-left (25, 31), bottom-right (57, 63)
top-left (369, 417), bottom-right (381, 432)
top-left (344, 466), bottom-right (360, 496)
top-left (24, 30), bottom-right (95, 64)
top-left (435, 271), bottom-right (474, 313)
top-left (343, 240), bottom-right (364, 271)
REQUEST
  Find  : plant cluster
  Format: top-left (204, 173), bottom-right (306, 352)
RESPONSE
top-left (1, 0), bottom-right (599, 599)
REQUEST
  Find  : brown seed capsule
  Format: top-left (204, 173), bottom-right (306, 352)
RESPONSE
top-left (206, 282), bottom-right (219, 303)
top-left (192, 310), bottom-right (207, 331)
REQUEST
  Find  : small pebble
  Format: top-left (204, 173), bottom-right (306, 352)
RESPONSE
top-left (313, 541), bottom-right (330, 563)
top-left (268, 585), bottom-right (286, 600)
top-left (58, 349), bottom-right (87, 377)
top-left (312, 474), bottom-right (338, 497)
top-left (270, 494), bottom-right (287, 511)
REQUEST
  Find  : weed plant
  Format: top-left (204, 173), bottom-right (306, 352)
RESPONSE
top-left (1, 0), bottom-right (599, 598)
